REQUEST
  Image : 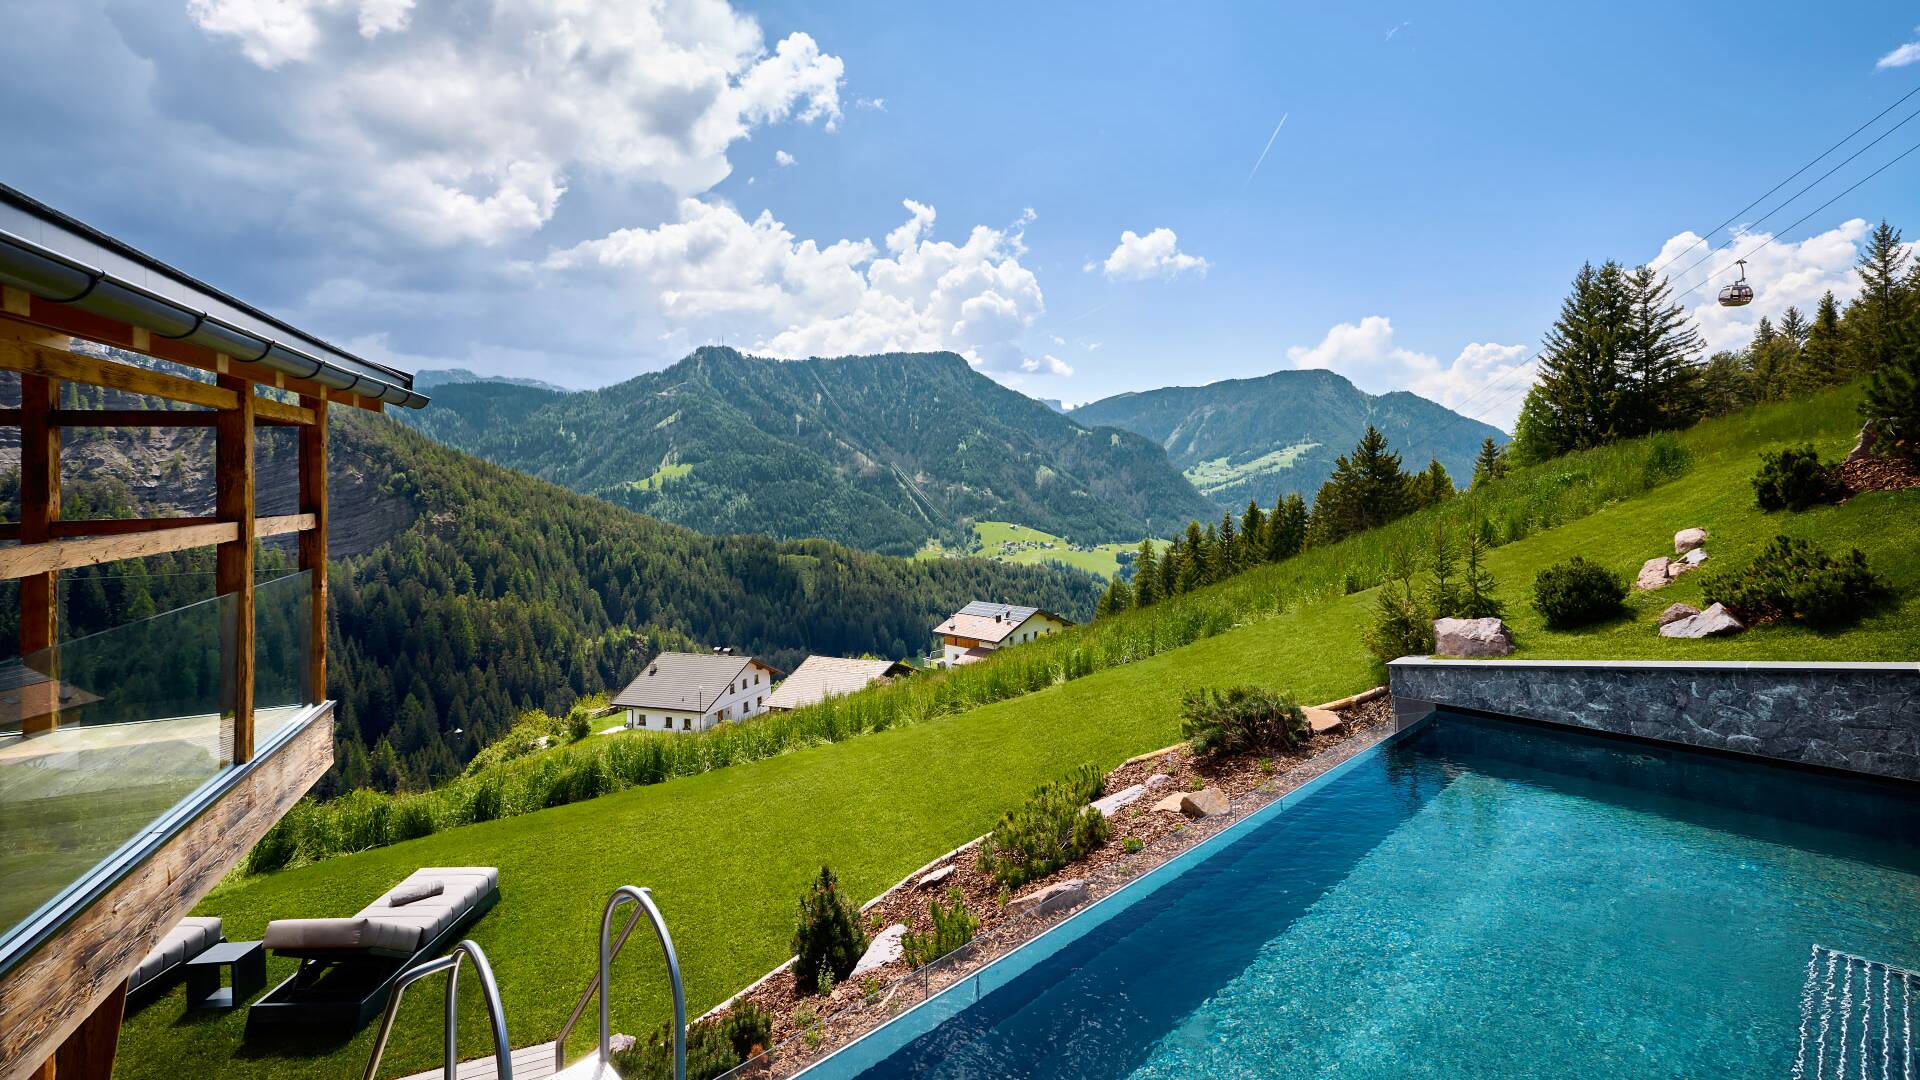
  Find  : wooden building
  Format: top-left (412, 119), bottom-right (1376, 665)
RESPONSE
top-left (0, 184), bottom-right (428, 1078)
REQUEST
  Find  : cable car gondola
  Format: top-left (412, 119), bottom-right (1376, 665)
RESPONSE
top-left (1717, 259), bottom-right (1753, 307)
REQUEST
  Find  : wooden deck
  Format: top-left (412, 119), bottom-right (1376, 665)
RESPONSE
top-left (394, 1041), bottom-right (562, 1080)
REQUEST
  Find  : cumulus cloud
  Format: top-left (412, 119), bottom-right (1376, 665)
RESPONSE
top-left (1650, 218), bottom-right (1895, 354)
top-left (1090, 228), bottom-right (1209, 281)
top-left (548, 198), bottom-right (1049, 375)
top-left (1877, 28), bottom-right (1920, 68)
top-left (184, 0), bottom-right (846, 245)
top-left (1287, 316), bottom-right (1533, 431)
top-left (774, 150), bottom-right (796, 167)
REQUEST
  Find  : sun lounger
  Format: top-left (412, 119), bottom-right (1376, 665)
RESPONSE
top-left (126, 916), bottom-right (224, 1005)
top-left (245, 867), bottom-right (498, 1036)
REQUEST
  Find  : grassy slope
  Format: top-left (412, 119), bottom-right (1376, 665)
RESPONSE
top-left (916, 520), bottom-right (1147, 579)
top-left (118, 393), bottom-right (1919, 1077)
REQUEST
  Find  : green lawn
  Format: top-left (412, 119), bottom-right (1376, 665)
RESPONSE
top-left (117, 393), bottom-right (1919, 1078)
top-left (916, 520), bottom-right (1149, 579)
top-left (1183, 442), bottom-right (1319, 498)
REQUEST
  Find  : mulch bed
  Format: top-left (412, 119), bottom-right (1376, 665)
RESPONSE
top-left (712, 692), bottom-right (1397, 1073)
top-left (1838, 453), bottom-right (1920, 497)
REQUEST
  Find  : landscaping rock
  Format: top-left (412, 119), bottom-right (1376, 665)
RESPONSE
top-left (1680, 547), bottom-right (1709, 567)
top-left (1303, 706), bottom-right (1344, 736)
top-left (1181, 787), bottom-right (1230, 818)
top-left (1846, 420), bottom-right (1881, 463)
top-left (1008, 878), bottom-right (1089, 920)
top-left (1657, 602), bottom-right (1700, 627)
top-left (915, 864), bottom-right (955, 890)
top-left (1674, 527), bottom-right (1708, 554)
top-left (1151, 792), bottom-right (1188, 815)
top-left (852, 924), bottom-right (906, 976)
top-left (1143, 773), bottom-right (1174, 792)
top-left (1659, 602), bottom-right (1746, 639)
top-left (1433, 616), bottom-right (1516, 658)
top-left (1635, 557), bottom-right (1675, 590)
top-left (1091, 783), bottom-right (1147, 816)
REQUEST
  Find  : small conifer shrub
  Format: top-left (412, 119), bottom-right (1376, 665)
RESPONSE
top-left (791, 866), bottom-right (867, 994)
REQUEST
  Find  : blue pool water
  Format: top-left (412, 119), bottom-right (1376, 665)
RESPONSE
top-left (840, 712), bottom-right (1920, 1079)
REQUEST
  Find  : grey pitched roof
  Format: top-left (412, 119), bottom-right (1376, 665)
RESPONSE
top-left (957, 600), bottom-right (1041, 623)
top-left (936, 601), bottom-right (1074, 642)
top-left (765, 656), bottom-right (912, 711)
top-left (611, 652), bottom-right (780, 713)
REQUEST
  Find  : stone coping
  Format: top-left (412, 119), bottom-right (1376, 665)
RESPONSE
top-left (1389, 657), bottom-right (1918, 673)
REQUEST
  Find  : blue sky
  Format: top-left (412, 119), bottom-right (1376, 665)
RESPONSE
top-left (4, 1), bottom-right (1918, 430)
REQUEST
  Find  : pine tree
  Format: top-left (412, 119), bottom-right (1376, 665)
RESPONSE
top-left (1798, 291), bottom-right (1846, 391)
top-left (1862, 262), bottom-right (1920, 461)
top-left (1751, 316), bottom-right (1776, 350)
top-left (1470, 436), bottom-right (1506, 489)
top-left (1512, 261), bottom-right (1632, 460)
top-left (1176, 524), bottom-right (1205, 593)
top-left (1158, 541), bottom-right (1179, 597)
top-left (1698, 351), bottom-right (1753, 417)
top-left (1425, 526), bottom-right (1461, 618)
top-left (1617, 264), bottom-right (1705, 435)
top-left (1459, 523), bottom-right (1504, 619)
top-left (1414, 458), bottom-right (1454, 507)
top-left (1845, 220), bottom-right (1911, 375)
top-left (1201, 522), bottom-right (1224, 584)
top-left (1095, 574), bottom-right (1132, 619)
top-left (1266, 493), bottom-right (1307, 561)
top-left (1239, 499), bottom-right (1267, 565)
top-left (1215, 514), bottom-right (1238, 580)
top-left (1778, 305), bottom-right (1809, 346)
top-left (1131, 539), bottom-right (1159, 607)
top-left (1307, 426), bottom-right (1412, 544)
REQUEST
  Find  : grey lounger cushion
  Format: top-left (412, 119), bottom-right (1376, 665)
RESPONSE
top-left (130, 916), bottom-right (223, 990)
top-left (264, 867), bottom-right (497, 954)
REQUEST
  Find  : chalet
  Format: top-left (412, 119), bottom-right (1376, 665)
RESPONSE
top-left (0, 183), bottom-right (428, 1077)
top-left (613, 649), bottom-right (784, 733)
top-left (933, 601), bottom-right (1074, 668)
top-left (764, 656), bottom-right (914, 712)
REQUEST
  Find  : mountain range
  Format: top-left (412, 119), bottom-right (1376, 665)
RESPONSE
top-left (400, 348), bottom-right (1216, 556)
top-left (1074, 369), bottom-right (1506, 510)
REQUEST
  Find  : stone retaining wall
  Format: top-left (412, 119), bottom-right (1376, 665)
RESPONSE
top-left (1387, 658), bottom-right (1920, 782)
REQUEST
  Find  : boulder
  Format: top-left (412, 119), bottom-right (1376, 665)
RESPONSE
top-left (1659, 602), bottom-right (1746, 639)
top-left (1846, 420), bottom-right (1881, 463)
top-left (852, 924), bottom-right (906, 976)
top-left (915, 864), bottom-right (955, 890)
top-left (1181, 787), bottom-right (1230, 818)
top-left (1680, 547), bottom-right (1709, 567)
top-left (1151, 792), bottom-right (1189, 815)
top-left (1432, 617), bottom-right (1516, 658)
top-left (1635, 557), bottom-right (1675, 590)
top-left (1656, 602), bottom-right (1700, 627)
top-left (1674, 528), bottom-right (1708, 554)
top-left (1091, 783), bottom-right (1147, 816)
top-left (1302, 706), bottom-right (1344, 736)
top-left (1007, 879), bottom-right (1089, 919)
top-left (1143, 773), bottom-right (1175, 792)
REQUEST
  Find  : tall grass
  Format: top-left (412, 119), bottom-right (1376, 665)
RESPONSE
top-left (247, 388), bottom-right (1863, 873)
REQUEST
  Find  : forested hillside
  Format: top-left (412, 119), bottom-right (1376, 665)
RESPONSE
top-left (2, 381), bottom-right (1099, 794)
top-left (399, 347), bottom-right (1215, 555)
top-left (1073, 368), bottom-right (1504, 509)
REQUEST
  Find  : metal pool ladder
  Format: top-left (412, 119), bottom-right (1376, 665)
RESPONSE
top-left (1792, 944), bottom-right (1916, 1080)
top-left (363, 940), bottom-right (514, 1080)
top-left (552, 885), bottom-right (687, 1080)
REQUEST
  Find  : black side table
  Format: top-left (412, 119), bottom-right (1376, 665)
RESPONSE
top-left (184, 940), bottom-right (266, 1010)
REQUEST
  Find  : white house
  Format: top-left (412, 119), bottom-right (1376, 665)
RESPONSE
top-left (765, 656), bottom-right (915, 712)
top-left (932, 601), bottom-right (1073, 668)
top-left (612, 649), bottom-right (784, 733)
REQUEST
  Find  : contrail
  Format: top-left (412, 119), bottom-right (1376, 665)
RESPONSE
top-left (1245, 113), bottom-right (1289, 187)
top-left (1384, 21), bottom-right (1410, 42)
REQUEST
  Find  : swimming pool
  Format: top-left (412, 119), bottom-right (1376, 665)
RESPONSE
top-left (808, 711), bottom-right (1920, 1079)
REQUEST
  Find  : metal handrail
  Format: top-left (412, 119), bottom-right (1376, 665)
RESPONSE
top-left (363, 939), bottom-right (512, 1080)
top-left (552, 885), bottom-right (686, 1080)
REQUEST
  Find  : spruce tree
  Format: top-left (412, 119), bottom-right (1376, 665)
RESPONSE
top-left (1266, 493), bottom-right (1307, 561)
top-left (1307, 426), bottom-right (1412, 543)
top-left (1798, 291), bottom-right (1846, 392)
top-left (1845, 220), bottom-right (1911, 376)
top-left (1415, 458), bottom-right (1455, 507)
top-left (1861, 264), bottom-right (1920, 461)
top-left (1425, 526), bottom-right (1461, 618)
top-left (1215, 514), bottom-right (1238, 579)
top-left (1158, 542), bottom-right (1179, 597)
top-left (1176, 524), bottom-right (1205, 593)
top-left (1470, 437), bottom-right (1506, 489)
top-left (1698, 351), bottom-right (1753, 417)
top-left (1751, 316), bottom-right (1776, 350)
top-left (1131, 539), bottom-right (1159, 607)
top-left (1096, 574), bottom-right (1132, 619)
top-left (1778, 305), bottom-right (1809, 346)
top-left (1240, 499), bottom-right (1267, 564)
top-left (1201, 522), bottom-right (1223, 584)
top-left (1459, 523), bottom-right (1504, 619)
top-left (1513, 261), bottom-right (1632, 460)
top-left (1618, 264), bottom-right (1704, 435)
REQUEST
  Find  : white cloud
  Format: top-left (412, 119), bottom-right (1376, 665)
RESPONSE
top-left (1651, 218), bottom-right (1900, 354)
top-left (855, 96), bottom-right (886, 111)
top-left (1091, 227), bottom-right (1209, 281)
top-left (1877, 28), bottom-right (1920, 68)
top-left (1286, 316), bottom-right (1533, 431)
top-left (184, 0), bottom-right (846, 245)
top-left (548, 198), bottom-right (1048, 374)
top-left (774, 149), bottom-right (796, 167)
top-left (1023, 355), bottom-right (1074, 377)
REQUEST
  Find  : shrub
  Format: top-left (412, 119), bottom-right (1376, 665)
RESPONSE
top-left (1363, 554), bottom-right (1432, 663)
top-left (1180, 686), bottom-right (1308, 758)
top-left (1531, 557), bottom-right (1627, 629)
top-left (388, 796), bottom-right (437, 842)
top-left (612, 1002), bottom-right (772, 1080)
top-left (902, 889), bottom-right (979, 969)
top-left (1121, 836), bottom-right (1145, 854)
top-left (467, 777), bottom-right (504, 823)
top-left (568, 711), bottom-right (593, 742)
top-left (791, 866), bottom-right (867, 994)
top-left (976, 765), bottom-right (1110, 890)
top-left (1751, 445), bottom-right (1841, 512)
top-left (1703, 535), bottom-right (1890, 629)
top-left (1641, 433), bottom-right (1691, 487)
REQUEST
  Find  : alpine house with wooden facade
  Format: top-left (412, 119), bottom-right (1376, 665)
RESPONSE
top-left (932, 601), bottom-right (1073, 668)
top-left (0, 184), bottom-right (428, 1079)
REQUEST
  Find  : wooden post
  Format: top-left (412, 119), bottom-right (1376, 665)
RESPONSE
top-left (20, 373), bottom-right (60, 734)
top-left (216, 376), bottom-right (255, 763)
top-left (48, 982), bottom-right (126, 1080)
top-left (298, 395), bottom-right (328, 703)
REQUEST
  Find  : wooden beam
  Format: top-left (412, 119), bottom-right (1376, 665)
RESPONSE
top-left (50, 517), bottom-right (218, 538)
top-left (0, 338), bottom-right (237, 412)
top-left (19, 373), bottom-right (59, 735)
top-left (257, 513), bottom-right (317, 538)
top-left (217, 374), bottom-right (256, 764)
top-left (0, 408), bottom-right (306, 428)
top-left (252, 395), bottom-right (316, 426)
top-left (0, 522), bottom-right (238, 580)
top-left (300, 396), bottom-right (329, 703)
top-left (0, 710), bottom-right (333, 1078)
top-left (51, 983), bottom-right (125, 1080)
